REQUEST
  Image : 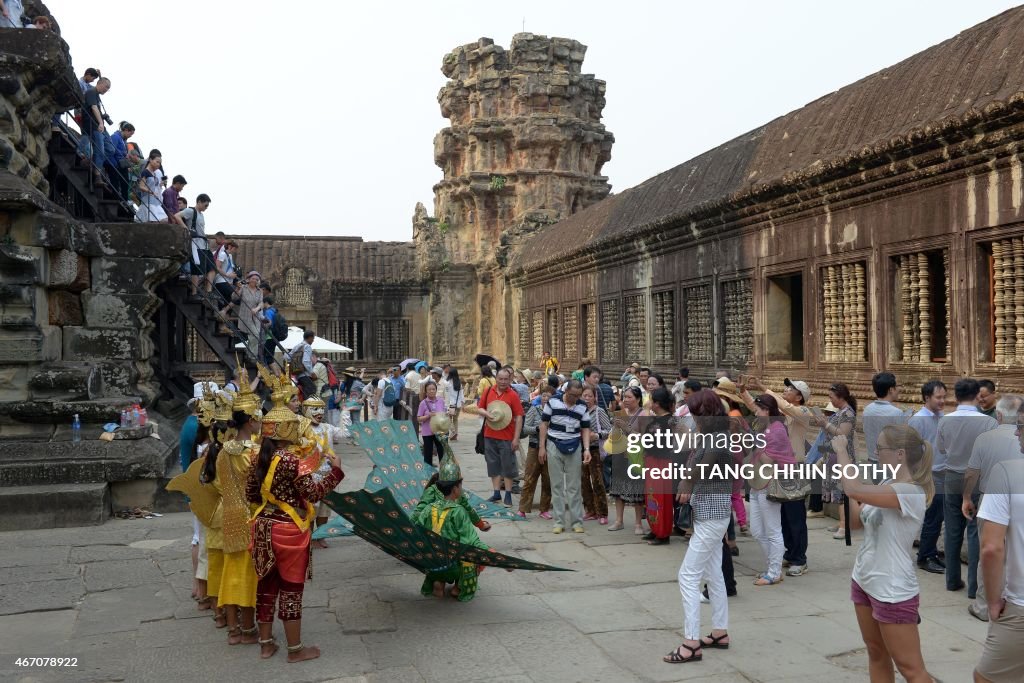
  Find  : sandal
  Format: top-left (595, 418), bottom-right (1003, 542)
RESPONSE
top-left (213, 610), bottom-right (228, 628)
top-left (647, 537), bottom-right (669, 546)
top-left (663, 642), bottom-right (702, 663)
top-left (196, 597), bottom-right (213, 611)
top-left (701, 633), bottom-right (730, 649)
top-left (607, 522), bottom-right (624, 531)
top-left (754, 575), bottom-right (783, 586)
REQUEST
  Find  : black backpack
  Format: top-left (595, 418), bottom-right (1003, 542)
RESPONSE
top-left (270, 309), bottom-right (288, 341)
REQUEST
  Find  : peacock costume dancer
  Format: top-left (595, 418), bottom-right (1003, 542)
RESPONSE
top-left (246, 366), bottom-right (344, 663)
top-left (301, 395), bottom-right (346, 542)
top-left (411, 434), bottom-right (492, 602)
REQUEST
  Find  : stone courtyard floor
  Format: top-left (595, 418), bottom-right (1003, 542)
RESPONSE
top-left (0, 419), bottom-right (989, 683)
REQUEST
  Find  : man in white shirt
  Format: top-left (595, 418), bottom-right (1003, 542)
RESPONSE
top-left (939, 379), bottom-right (998, 595)
top-left (908, 380), bottom-right (947, 574)
top-left (964, 395), bottom-right (1024, 621)
top-left (975, 439), bottom-right (1024, 682)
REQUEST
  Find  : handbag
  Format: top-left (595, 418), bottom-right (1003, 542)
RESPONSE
top-left (475, 427), bottom-right (485, 455)
top-left (767, 475), bottom-right (811, 503)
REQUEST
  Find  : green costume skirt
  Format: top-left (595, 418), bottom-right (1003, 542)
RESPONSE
top-left (420, 561), bottom-right (479, 602)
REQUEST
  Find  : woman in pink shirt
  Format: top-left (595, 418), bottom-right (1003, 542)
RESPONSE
top-left (750, 394), bottom-right (794, 585)
top-left (417, 381), bottom-right (447, 466)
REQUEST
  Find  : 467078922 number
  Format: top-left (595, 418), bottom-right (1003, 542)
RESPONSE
top-left (15, 658), bottom-right (78, 667)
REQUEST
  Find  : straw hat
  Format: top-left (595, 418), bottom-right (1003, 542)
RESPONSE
top-left (823, 402), bottom-right (838, 414)
top-left (713, 378), bottom-right (743, 405)
top-left (603, 427), bottom-right (628, 455)
top-left (429, 413), bottom-right (452, 436)
top-left (483, 400), bottom-right (513, 430)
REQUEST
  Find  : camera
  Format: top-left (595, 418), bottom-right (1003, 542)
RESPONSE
top-left (103, 114), bottom-right (113, 126)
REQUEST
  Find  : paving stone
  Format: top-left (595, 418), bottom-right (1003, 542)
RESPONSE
top-left (0, 578), bottom-right (84, 616)
top-left (362, 624), bottom-right (525, 683)
top-left (482, 618), bottom-right (637, 683)
top-left (72, 583), bottom-right (176, 637)
top-left (1, 563), bottom-right (81, 584)
top-left (0, 545), bottom-right (69, 568)
top-left (0, 610), bottom-right (76, 653)
top-left (329, 583), bottom-right (398, 635)
top-left (540, 587), bottom-right (671, 633)
top-left (364, 667), bottom-right (425, 683)
top-left (82, 558), bottom-right (165, 592)
top-left (69, 544), bottom-right (152, 563)
top-left (391, 594), bottom-right (557, 628)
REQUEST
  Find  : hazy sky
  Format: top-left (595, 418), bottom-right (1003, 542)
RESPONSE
top-left (50, 0), bottom-right (1019, 242)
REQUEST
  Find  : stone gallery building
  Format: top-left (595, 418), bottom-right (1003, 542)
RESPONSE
top-left (507, 7), bottom-right (1024, 400)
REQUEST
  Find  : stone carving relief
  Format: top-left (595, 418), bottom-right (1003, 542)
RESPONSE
top-left (624, 294), bottom-right (647, 363)
top-left (583, 303), bottom-right (597, 361)
top-left (563, 306), bottom-right (578, 360)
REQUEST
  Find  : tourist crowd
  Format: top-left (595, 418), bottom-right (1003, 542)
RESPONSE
top-left (358, 353), bottom-right (1022, 681)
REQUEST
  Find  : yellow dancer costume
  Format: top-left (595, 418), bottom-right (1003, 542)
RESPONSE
top-left (204, 388), bottom-right (233, 607)
top-left (214, 369), bottom-right (262, 610)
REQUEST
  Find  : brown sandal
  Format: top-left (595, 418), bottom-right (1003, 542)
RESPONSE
top-left (701, 632), bottom-right (729, 649)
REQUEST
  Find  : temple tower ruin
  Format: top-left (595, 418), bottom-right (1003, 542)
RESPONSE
top-left (414, 33), bottom-right (614, 368)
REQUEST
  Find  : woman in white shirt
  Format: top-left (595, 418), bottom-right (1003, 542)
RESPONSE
top-left (832, 425), bottom-right (935, 683)
top-left (444, 368), bottom-right (465, 441)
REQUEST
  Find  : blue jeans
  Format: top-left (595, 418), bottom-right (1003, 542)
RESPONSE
top-left (917, 471), bottom-right (944, 562)
top-left (943, 472), bottom-right (979, 594)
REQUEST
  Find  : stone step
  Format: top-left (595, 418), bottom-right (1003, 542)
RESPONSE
top-left (0, 482), bottom-right (109, 530)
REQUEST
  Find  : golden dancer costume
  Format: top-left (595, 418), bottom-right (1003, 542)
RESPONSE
top-left (213, 367), bottom-right (262, 618)
top-left (247, 365), bottom-right (343, 661)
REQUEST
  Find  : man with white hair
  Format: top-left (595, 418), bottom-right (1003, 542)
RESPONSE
top-left (963, 394), bottom-right (1024, 621)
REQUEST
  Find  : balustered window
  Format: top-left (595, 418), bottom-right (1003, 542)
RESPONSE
top-left (684, 285), bottom-right (712, 361)
top-left (765, 274), bottom-right (804, 361)
top-left (652, 290), bottom-right (675, 362)
top-left (721, 280), bottom-right (752, 362)
top-left (980, 237), bottom-right (1024, 364)
top-left (320, 319), bottom-right (365, 359)
top-left (563, 306), bottom-right (578, 361)
top-left (518, 312), bottom-right (531, 365)
top-left (891, 250), bottom-right (949, 363)
top-left (600, 299), bottom-right (620, 364)
top-left (546, 309), bottom-right (559, 359)
top-left (374, 319), bottom-right (409, 361)
top-left (623, 294), bottom-right (647, 363)
top-left (532, 311), bottom-right (544, 363)
top-left (582, 303), bottom-right (597, 361)
top-left (821, 261), bottom-right (867, 362)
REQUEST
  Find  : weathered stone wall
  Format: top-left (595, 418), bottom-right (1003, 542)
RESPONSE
top-left (415, 34), bottom-right (615, 370)
top-left (0, 18), bottom-right (187, 528)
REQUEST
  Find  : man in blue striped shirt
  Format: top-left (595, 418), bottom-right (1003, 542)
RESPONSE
top-left (539, 379), bottom-right (591, 534)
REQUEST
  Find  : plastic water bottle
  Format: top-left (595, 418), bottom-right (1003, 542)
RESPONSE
top-left (132, 406), bottom-right (140, 428)
top-left (72, 414), bottom-right (81, 444)
top-left (120, 409), bottom-right (128, 429)
top-left (140, 408), bottom-right (148, 426)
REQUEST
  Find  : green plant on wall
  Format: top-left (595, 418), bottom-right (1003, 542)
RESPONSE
top-left (489, 175), bottom-right (507, 191)
top-left (437, 221), bottom-right (450, 234)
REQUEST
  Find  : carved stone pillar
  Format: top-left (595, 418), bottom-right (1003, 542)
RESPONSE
top-left (994, 240), bottom-right (1008, 363)
top-left (685, 286), bottom-right (712, 362)
top-left (917, 252), bottom-right (931, 362)
top-left (563, 306), bottom-right (578, 361)
top-left (624, 294), bottom-right (647, 363)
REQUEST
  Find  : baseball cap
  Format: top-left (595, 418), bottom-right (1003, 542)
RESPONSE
top-left (784, 378), bottom-right (811, 403)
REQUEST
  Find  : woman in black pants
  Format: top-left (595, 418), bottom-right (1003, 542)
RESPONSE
top-left (416, 381), bottom-right (447, 465)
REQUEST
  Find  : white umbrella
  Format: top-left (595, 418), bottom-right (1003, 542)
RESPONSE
top-left (235, 326), bottom-right (351, 353)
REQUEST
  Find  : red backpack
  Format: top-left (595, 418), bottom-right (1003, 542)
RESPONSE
top-left (324, 360), bottom-right (340, 390)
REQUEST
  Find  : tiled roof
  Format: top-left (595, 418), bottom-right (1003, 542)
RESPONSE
top-left (232, 235), bottom-right (419, 285)
top-left (514, 6), bottom-right (1024, 270)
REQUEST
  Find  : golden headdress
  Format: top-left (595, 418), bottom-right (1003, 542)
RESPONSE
top-left (213, 390), bottom-right (234, 423)
top-left (256, 363), bottom-right (299, 443)
top-left (302, 395), bottom-right (326, 409)
top-left (231, 363), bottom-right (261, 416)
top-left (197, 382), bottom-right (217, 427)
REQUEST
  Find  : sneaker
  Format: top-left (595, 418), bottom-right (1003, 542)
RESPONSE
top-left (487, 492), bottom-right (501, 503)
top-left (967, 603), bottom-right (989, 622)
top-left (786, 565), bottom-right (808, 577)
top-left (572, 524), bottom-right (585, 534)
top-left (515, 511), bottom-right (526, 519)
top-left (553, 525), bottom-right (564, 534)
top-left (503, 492), bottom-right (513, 508)
top-left (511, 483), bottom-right (522, 495)
top-left (539, 511), bottom-right (553, 520)
top-left (782, 560), bottom-right (791, 568)
top-left (806, 510), bottom-right (825, 518)
top-left (739, 524), bottom-right (750, 534)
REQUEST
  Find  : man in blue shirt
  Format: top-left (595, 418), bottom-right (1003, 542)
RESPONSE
top-left (862, 371), bottom-right (909, 480)
top-left (908, 380), bottom-right (947, 574)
